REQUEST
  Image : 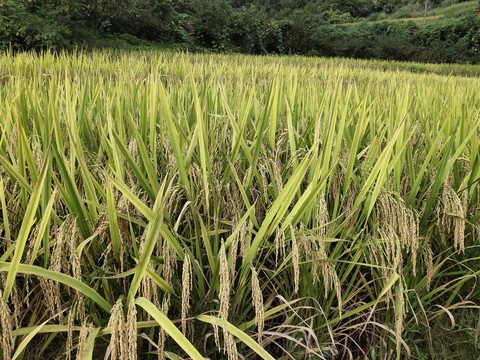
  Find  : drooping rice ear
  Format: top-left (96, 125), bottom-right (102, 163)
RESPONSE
top-left (239, 221), bottom-right (247, 259)
top-left (223, 322), bottom-right (238, 360)
top-left (395, 282), bottom-right (406, 353)
top-left (0, 289), bottom-right (14, 360)
top-left (230, 223), bottom-right (240, 282)
top-left (290, 225), bottom-right (300, 294)
top-left (251, 265), bottom-right (264, 343)
top-left (126, 300), bottom-right (137, 360)
top-left (157, 297), bottom-right (170, 360)
top-left (162, 240), bottom-right (176, 287)
top-left (66, 302), bottom-right (77, 360)
top-left (181, 253), bottom-right (192, 335)
top-left (75, 320), bottom-right (94, 360)
top-left (107, 298), bottom-right (126, 360)
top-left (437, 185), bottom-right (465, 252)
top-left (423, 242), bottom-right (434, 292)
top-left (218, 242), bottom-right (231, 354)
top-left (219, 242), bottom-right (230, 320)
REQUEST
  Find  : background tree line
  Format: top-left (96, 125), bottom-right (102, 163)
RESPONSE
top-left (1, 0), bottom-right (480, 63)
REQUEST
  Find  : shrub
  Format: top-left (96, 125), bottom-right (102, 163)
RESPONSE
top-left (190, 0), bottom-right (235, 51)
top-left (0, 0), bottom-right (71, 50)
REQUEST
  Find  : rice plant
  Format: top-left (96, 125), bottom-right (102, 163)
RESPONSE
top-left (0, 49), bottom-right (479, 359)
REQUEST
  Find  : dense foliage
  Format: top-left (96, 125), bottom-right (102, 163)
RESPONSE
top-left (1, 0), bottom-right (480, 63)
top-left (0, 50), bottom-right (480, 360)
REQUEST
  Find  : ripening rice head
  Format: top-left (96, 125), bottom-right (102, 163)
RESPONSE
top-left (181, 254), bottom-right (192, 335)
top-left (0, 289), bottom-right (14, 360)
top-left (219, 242), bottom-right (230, 320)
top-left (289, 225), bottom-right (301, 294)
top-left (437, 185), bottom-right (465, 252)
top-left (251, 265), bottom-right (264, 343)
top-left (126, 300), bottom-right (137, 360)
top-left (76, 320), bottom-right (94, 360)
top-left (107, 298), bottom-right (126, 360)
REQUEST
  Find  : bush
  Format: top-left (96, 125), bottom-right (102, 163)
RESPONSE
top-left (230, 6), bottom-right (268, 54)
top-left (304, 16), bottom-right (480, 64)
top-left (0, 1), bottom-right (71, 50)
top-left (103, 0), bottom-right (184, 42)
top-left (190, 0), bottom-right (235, 51)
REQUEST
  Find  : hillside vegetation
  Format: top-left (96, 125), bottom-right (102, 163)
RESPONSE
top-left (0, 50), bottom-right (479, 359)
top-left (1, 0), bottom-right (480, 63)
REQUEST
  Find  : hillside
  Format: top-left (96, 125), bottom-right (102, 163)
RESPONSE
top-left (340, 1), bottom-right (478, 25)
top-left (1, 0), bottom-right (480, 63)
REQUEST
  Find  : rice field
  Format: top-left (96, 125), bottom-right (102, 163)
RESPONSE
top-left (0, 49), bottom-right (479, 360)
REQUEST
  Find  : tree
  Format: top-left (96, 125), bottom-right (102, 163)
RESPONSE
top-left (423, 0), bottom-right (428, 26)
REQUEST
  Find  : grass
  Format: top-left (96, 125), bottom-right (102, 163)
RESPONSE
top-left (0, 49), bottom-right (479, 359)
top-left (344, 1), bottom-right (479, 26)
top-left (343, 15), bottom-right (443, 26)
top-left (432, 1), bottom-right (479, 18)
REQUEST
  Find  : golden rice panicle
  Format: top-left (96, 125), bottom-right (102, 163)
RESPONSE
top-left (239, 221), bottom-right (247, 259)
top-left (232, 183), bottom-right (242, 217)
top-left (275, 225), bottom-right (286, 266)
top-left (259, 163), bottom-right (269, 204)
top-left (332, 266), bottom-right (343, 316)
top-left (161, 135), bottom-right (176, 174)
top-left (157, 297), bottom-right (170, 360)
top-left (128, 138), bottom-right (140, 164)
top-left (126, 300), bottom-right (137, 360)
top-left (378, 224), bottom-right (402, 274)
top-left (290, 225), bottom-right (300, 294)
top-left (212, 320), bottom-right (221, 353)
top-left (229, 223), bottom-right (240, 282)
top-left (377, 191), bottom-right (419, 273)
top-left (50, 221), bottom-right (66, 272)
top-left (224, 325), bottom-right (238, 360)
top-left (409, 207), bottom-right (420, 276)
top-left (41, 277), bottom-right (64, 320)
top-left (219, 242), bottom-right (230, 320)
top-left (318, 238), bottom-right (330, 296)
top-left (26, 223), bottom-right (40, 264)
top-left (218, 242), bottom-right (231, 354)
top-left (117, 193), bottom-right (133, 267)
top-left (272, 154), bottom-right (284, 193)
top-left (316, 232), bottom-right (343, 314)
top-left (0, 289), bottom-right (14, 360)
top-left (107, 298), bottom-right (126, 360)
top-left (438, 185), bottom-right (465, 252)
top-left (317, 194), bottom-right (329, 240)
top-left (51, 217), bottom-right (80, 321)
top-left (251, 265), bottom-right (264, 343)
top-left (181, 253), bottom-right (192, 335)
top-left (69, 226), bottom-right (85, 321)
top-left (305, 195), bottom-right (330, 284)
top-left (162, 241), bottom-right (177, 287)
top-left (157, 328), bottom-right (166, 360)
top-left (454, 190), bottom-right (467, 253)
top-left (76, 321), bottom-right (93, 360)
top-left (395, 282), bottom-right (406, 347)
top-left (68, 218), bottom-right (80, 278)
top-left (423, 243), bottom-right (434, 291)
top-left (141, 274), bottom-right (152, 306)
top-left (52, 216), bottom-right (76, 275)
top-left (139, 240), bottom-right (159, 307)
top-left (66, 302), bottom-right (78, 360)
top-left (10, 282), bottom-right (21, 329)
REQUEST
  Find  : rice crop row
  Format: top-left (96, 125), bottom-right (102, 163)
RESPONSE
top-left (0, 49), bottom-right (479, 359)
